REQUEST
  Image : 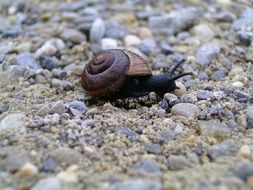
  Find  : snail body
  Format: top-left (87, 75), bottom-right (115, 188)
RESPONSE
top-left (81, 49), bottom-right (192, 99)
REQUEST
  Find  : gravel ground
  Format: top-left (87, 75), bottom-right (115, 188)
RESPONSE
top-left (0, 0), bottom-right (253, 189)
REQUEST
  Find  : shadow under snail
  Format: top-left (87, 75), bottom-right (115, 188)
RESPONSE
top-left (81, 49), bottom-right (193, 101)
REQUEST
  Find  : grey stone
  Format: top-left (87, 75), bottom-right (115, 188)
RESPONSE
top-left (81, 119), bottom-right (95, 127)
top-left (0, 54), bottom-right (6, 63)
top-left (0, 65), bottom-right (27, 84)
top-left (236, 31), bottom-right (253, 46)
top-left (235, 162), bottom-right (253, 181)
top-left (23, 68), bottom-right (36, 79)
top-left (197, 71), bottom-right (209, 80)
top-left (208, 139), bottom-right (237, 160)
top-left (158, 132), bottom-right (175, 144)
top-left (41, 158), bottom-right (58, 173)
top-left (2, 26), bottom-right (21, 38)
top-left (108, 179), bottom-right (162, 190)
top-left (60, 29), bottom-right (86, 44)
top-left (0, 17), bottom-right (9, 33)
top-left (196, 44), bottom-right (221, 66)
top-left (51, 79), bottom-right (74, 91)
top-left (149, 7), bottom-right (201, 35)
top-left (208, 103), bottom-right (223, 115)
top-left (246, 105), bottom-right (253, 128)
top-left (0, 113), bottom-right (27, 134)
top-left (37, 104), bottom-right (51, 116)
top-left (180, 94), bottom-right (196, 103)
top-left (196, 90), bottom-right (215, 100)
top-left (2, 154), bottom-right (30, 172)
top-left (115, 127), bottom-right (139, 142)
top-left (0, 103), bottom-right (9, 114)
top-left (214, 11), bottom-right (236, 22)
top-left (67, 101), bottom-right (87, 114)
top-left (50, 147), bottom-right (83, 166)
top-left (45, 38), bottom-right (65, 50)
top-left (138, 38), bottom-right (157, 56)
top-left (145, 143), bottom-right (162, 155)
top-left (245, 46), bottom-right (253, 62)
top-left (199, 119), bottom-right (230, 139)
top-left (232, 8), bottom-right (253, 31)
top-left (15, 12), bottom-right (27, 25)
top-left (32, 177), bottom-right (62, 190)
top-left (59, 2), bottom-right (86, 11)
top-left (13, 52), bottom-right (41, 69)
top-left (134, 159), bottom-right (161, 173)
top-left (89, 18), bottom-right (105, 43)
top-left (49, 101), bottom-right (65, 115)
top-left (52, 69), bottom-right (67, 79)
top-left (82, 7), bottom-right (99, 15)
top-left (39, 56), bottom-right (61, 70)
top-left (168, 155), bottom-right (191, 170)
top-left (211, 70), bottom-right (226, 80)
top-left (104, 21), bottom-right (125, 39)
top-left (0, 44), bottom-right (13, 54)
top-left (160, 41), bottom-right (173, 55)
top-left (171, 103), bottom-right (200, 118)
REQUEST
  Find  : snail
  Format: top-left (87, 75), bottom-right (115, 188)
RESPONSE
top-left (81, 49), bottom-right (192, 100)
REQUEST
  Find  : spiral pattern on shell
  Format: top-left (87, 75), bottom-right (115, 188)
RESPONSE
top-left (81, 49), bottom-right (130, 96)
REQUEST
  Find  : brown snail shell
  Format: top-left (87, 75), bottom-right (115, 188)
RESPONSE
top-left (81, 49), bottom-right (152, 97)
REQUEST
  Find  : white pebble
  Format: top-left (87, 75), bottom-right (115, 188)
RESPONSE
top-left (124, 35), bottom-right (141, 46)
top-left (35, 43), bottom-right (57, 58)
top-left (239, 145), bottom-right (251, 158)
top-left (19, 163), bottom-right (38, 176)
top-left (101, 38), bottom-right (118, 50)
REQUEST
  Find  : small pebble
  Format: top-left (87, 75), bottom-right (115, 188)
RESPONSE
top-left (51, 79), bottom-right (74, 91)
top-left (115, 127), bottom-right (139, 142)
top-left (39, 56), bottom-right (61, 70)
top-left (246, 105), bottom-right (253, 128)
top-left (49, 101), bottom-right (65, 115)
top-left (239, 145), bottom-right (251, 158)
top-left (32, 177), bottom-right (62, 190)
top-left (163, 93), bottom-right (179, 106)
top-left (35, 43), bottom-right (57, 58)
top-left (174, 82), bottom-right (186, 97)
top-left (45, 38), bottom-right (65, 50)
top-left (67, 101), bottom-right (87, 114)
top-left (124, 35), bottom-right (141, 47)
top-left (199, 119), bottom-right (230, 140)
top-left (211, 70), bottom-right (226, 80)
top-left (145, 143), bottom-right (162, 155)
top-left (109, 179), bottom-right (162, 190)
top-left (134, 159), bottom-right (161, 173)
top-left (196, 90), bottom-right (215, 100)
top-left (13, 52), bottom-right (41, 69)
top-left (0, 113), bottom-right (27, 134)
top-left (60, 29), bottom-right (86, 44)
top-left (171, 103), bottom-right (200, 118)
top-left (208, 139), bottom-right (237, 160)
top-left (168, 155), bottom-right (191, 170)
top-left (195, 43), bottom-right (221, 66)
top-left (90, 18), bottom-right (105, 43)
top-left (41, 158), bottom-right (58, 173)
top-left (160, 41), bottom-right (173, 55)
top-left (101, 38), bottom-right (118, 50)
top-left (19, 163), bottom-right (38, 176)
top-left (57, 171), bottom-right (78, 183)
top-left (235, 162), bottom-right (253, 181)
top-left (198, 71), bottom-right (209, 80)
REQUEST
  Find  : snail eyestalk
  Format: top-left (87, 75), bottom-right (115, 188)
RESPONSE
top-left (169, 58), bottom-right (186, 76)
top-left (170, 72), bottom-right (193, 81)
